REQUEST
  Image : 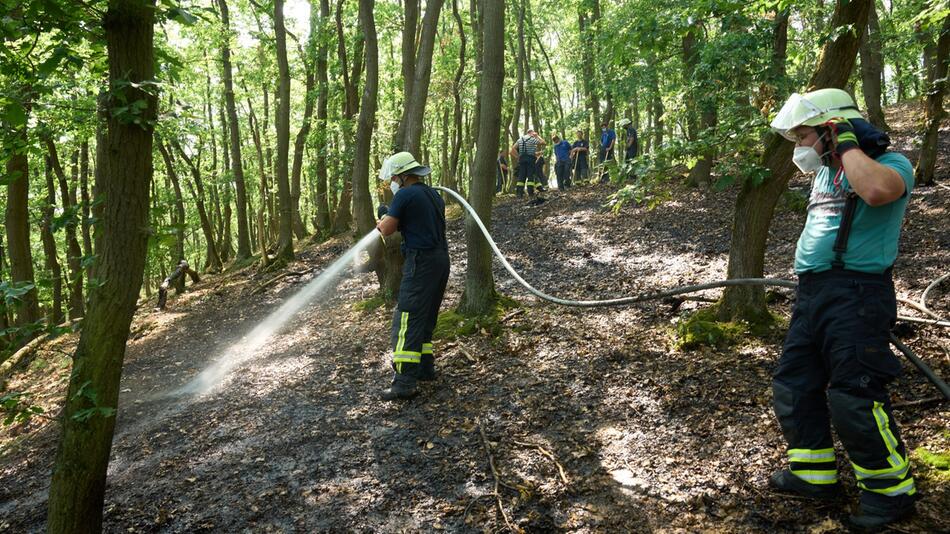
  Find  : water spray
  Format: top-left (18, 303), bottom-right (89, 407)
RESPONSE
top-left (177, 230), bottom-right (381, 396)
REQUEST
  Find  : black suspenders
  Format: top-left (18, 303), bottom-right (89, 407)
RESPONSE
top-left (831, 191), bottom-right (859, 269)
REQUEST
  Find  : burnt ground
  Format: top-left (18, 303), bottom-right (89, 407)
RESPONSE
top-left (1, 103), bottom-right (949, 533)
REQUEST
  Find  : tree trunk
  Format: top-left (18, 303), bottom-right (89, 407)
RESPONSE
top-left (218, 105), bottom-right (235, 262)
top-left (156, 141), bottom-right (187, 292)
top-left (3, 97), bottom-right (41, 329)
top-left (718, 0), bottom-right (870, 323)
top-left (45, 140), bottom-right (85, 319)
top-left (352, 0), bottom-right (378, 237)
top-left (273, 0), bottom-right (295, 263)
top-left (47, 1), bottom-right (157, 530)
top-left (915, 15), bottom-right (950, 186)
top-left (860, 1), bottom-right (888, 130)
top-left (216, 0), bottom-right (253, 261)
top-left (313, 0), bottom-right (331, 233)
top-left (458, 0), bottom-right (504, 316)
top-left (79, 140), bottom-right (93, 281)
top-left (289, 0), bottom-right (317, 240)
top-left (394, 0), bottom-right (445, 154)
top-left (41, 156), bottom-right (64, 326)
top-left (448, 0), bottom-right (466, 193)
top-left (172, 141), bottom-right (223, 272)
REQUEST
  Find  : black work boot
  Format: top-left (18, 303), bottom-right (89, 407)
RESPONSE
top-left (381, 368), bottom-right (418, 401)
top-left (847, 492), bottom-right (916, 531)
top-left (418, 354), bottom-right (436, 381)
top-left (768, 469), bottom-right (842, 501)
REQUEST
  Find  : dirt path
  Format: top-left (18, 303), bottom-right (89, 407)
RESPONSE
top-left (2, 109), bottom-right (949, 532)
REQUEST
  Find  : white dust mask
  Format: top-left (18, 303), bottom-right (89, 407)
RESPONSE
top-left (791, 133), bottom-right (827, 173)
top-left (390, 180), bottom-right (401, 195)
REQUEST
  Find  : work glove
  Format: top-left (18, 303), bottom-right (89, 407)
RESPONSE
top-left (160, 281), bottom-right (169, 290)
top-left (377, 204), bottom-right (388, 219)
top-left (825, 118), bottom-right (859, 156)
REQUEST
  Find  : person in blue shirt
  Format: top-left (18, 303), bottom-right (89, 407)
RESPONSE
top-left (598, 121), bottom-right (616, 183)
top-left (618, 118), bottom-right (638, 179)
top-left (570, 130), bottom-right (590, 184)
top-left (376, 152), bottom-right (449, 401)
top-left (768, 88), bottom-right (917, 529)
top-left (552, 135), bottom-right (573, 190)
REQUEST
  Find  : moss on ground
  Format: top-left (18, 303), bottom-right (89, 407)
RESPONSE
top-left (674, 306), bottom-right (783, 350)
top-left (433, 294), bottom-right (519, 341)
top-left (353, 295), bottom-right (387, 312)
top-left (914, 446), bottom-right (950, 482)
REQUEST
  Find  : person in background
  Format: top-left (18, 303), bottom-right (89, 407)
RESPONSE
top-left (570, 129), bottom-right (590, 184)
top-left (510, 129), bottom-right (545, 198)
top-left (618, 118), bottom-right (638, 179)
top-left (534, 150), bottom-right (548, 193)
top-left (768, 88), bottom-right (917, 529)
top-left (496, 149), bottom-right (509, 194)
top-left (552, 134), bottom-right (573, 190)
top-left (598, 120), bottom-right (616, 183)
top-left (376, 152), bottom-right (449, 401)
top-left (156, 259), bottom-right (200, 311)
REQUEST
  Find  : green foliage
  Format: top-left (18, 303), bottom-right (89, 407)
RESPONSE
top-left (914, 446), bottom-right (950, 482)
top-left (780, 189), bottom-right (809, 213)
top-left (674, 308), bottom-right (749, 350)
top-left (1, 392), bottom-right (45, 426)
top-left (70, 380), bottom-right (116, 423)
top-left (435, 295), bottom-right (519, 341)
top-left (353, 295), bottom-right (386, 312)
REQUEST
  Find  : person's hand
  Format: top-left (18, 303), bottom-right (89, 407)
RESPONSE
top-left (825, 118), bottom-right (859, 155)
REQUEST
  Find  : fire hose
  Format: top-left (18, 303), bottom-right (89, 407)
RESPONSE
top-left (432, 186), bottom-right (950, 400)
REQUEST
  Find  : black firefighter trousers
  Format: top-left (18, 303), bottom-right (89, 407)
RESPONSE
top-left (391, 248), bottom-right (450, 378)
top-left (772, 268), bottom-right (916, 504)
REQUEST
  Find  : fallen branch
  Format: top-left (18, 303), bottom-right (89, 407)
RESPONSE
top-left (513, 440), bottom-right (569, 485)
top-left (893, 396), bottom-right (944, 408)
top-left (920, 272), bottom-right (950, 317)
top-left (898, 297), bottom-right (946, 322)
top-left (0, 319), bottom-right (81, 380)
top-left (250, 270), bottom-right (309, 296)
top-left (477, 420), bottom-right (520, 533)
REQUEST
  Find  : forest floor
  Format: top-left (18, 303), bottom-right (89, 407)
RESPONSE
top-left (2, 103), bottom-right (949, 533)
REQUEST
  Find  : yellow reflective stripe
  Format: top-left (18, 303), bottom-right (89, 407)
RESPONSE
top-left (852, 459), bottom-right (909, 480)
top-left (858, 477), bottom-right (916, 496)
top-left (395, 311), bottom-right (409, 355)
top-left (393, 355), bottom-right (421, 363)
top-left (422, 343), bottom-right (433, 355)
top-left (789, 448), bottom-right (835, 463)
top-left (790, 469), bottom-right (838, 484)
top-left (872, 401), bottom-right (905, 468)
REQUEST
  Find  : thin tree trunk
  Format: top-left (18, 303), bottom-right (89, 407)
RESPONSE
top-left (45, 140), bottom-right (85, 319)
top-left (172, 141), bottom-right (223, 272)
top-left (3, 94), bottom-right (41, 328)
top-left (719, 0), bottom-right (870, 322)
top-left (272, 0), bottom-right (298, 262)
top-left (156, 141), bottom-right (187, 292)
top-left (860, 1), bottom-right (888, 130)
top-left (313, 0), bottom-right (331, 233)
top-left (290, 0), bottom-right (320, 240)
top-left (47, 2), bottom-right (157, 530)
top-left (216, 0), bottom-right (253, 261)
top-left (79, 140), bottom-right (93, 280)
top-left (41, 156), bottom-right (64, 326)
top-left (352, 0), bottom-right (378, 237)
top-left (915, 15), bottom-right (950, 186)
top-left (458, 0), bottom-right (504, 315)
top-left (395, 0), bottom-right (445, 154)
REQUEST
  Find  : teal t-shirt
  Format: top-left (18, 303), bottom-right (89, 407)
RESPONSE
top-left (794, 152), bottom-right (914, 274)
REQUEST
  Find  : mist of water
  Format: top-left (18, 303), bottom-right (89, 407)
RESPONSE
top-left (176, 230), bottom-right (382, 396)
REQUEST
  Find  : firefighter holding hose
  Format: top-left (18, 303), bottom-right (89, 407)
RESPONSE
top-left (376, 152), bottom-right (450, 401)
top-left (768, 88), bottom-right (917, 529)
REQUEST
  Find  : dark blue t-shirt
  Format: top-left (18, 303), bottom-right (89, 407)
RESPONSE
top-left (600, 128), bottom-right (616, 149)
top-left (554, 140), bottom-right (571, 162)
top-left (388, 182), bottom-right (447, 252)
top-left (571, 139), bottom-right (589, 167)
